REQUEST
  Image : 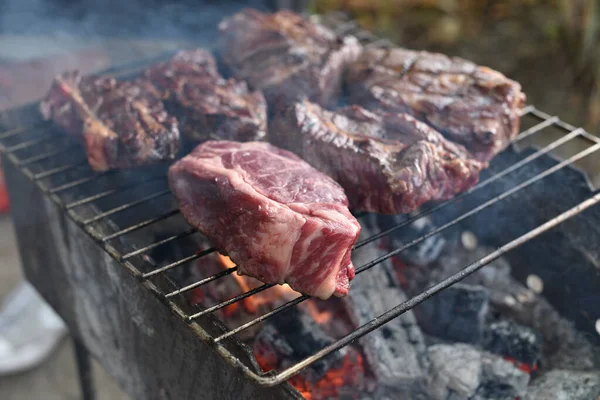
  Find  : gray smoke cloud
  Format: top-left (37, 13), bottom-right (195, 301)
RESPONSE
top-left (0, 0), bottom-right (271, 39)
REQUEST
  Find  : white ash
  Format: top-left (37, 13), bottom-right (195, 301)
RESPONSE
top-left (526, 369), bottom-right (600, 400)
top-left (525, 274), bottom-right (544, 294)
top-left (426, 344), bottom-right (482, 400)
top-left (461, 231), bottom-right (478, 251)
top-left (425, 343), bottom-right (529, 400)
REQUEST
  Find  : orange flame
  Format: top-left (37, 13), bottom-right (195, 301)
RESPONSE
top-left (302, 302), bottom-right (333, 325)
top-left (217, 254), bottom-right (301, 314)
top-left (218, 254), bottom-right (254, 315)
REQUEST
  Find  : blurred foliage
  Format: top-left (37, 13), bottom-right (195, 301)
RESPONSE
top-left (310, 0), bottom-right (600, 133)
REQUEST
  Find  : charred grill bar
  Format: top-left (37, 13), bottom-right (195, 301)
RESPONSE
top-left (1, 11), bottom-right (600, 400)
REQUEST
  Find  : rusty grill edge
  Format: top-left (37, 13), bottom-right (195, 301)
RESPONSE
top-left (1, 11), bottom-right (599, 388)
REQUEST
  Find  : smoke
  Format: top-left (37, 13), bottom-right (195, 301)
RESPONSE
top-left (0, 0), bottom-right (271, 39)
top-left (0, 0), bottom-right (276, 110)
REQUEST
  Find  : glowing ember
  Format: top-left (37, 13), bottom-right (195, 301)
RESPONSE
top-left (390, 256), bottom-right (409, 287)
top-left (256, 351), bottom-right (365, 400)
top-left (503, 356), bottom-right (538, 374)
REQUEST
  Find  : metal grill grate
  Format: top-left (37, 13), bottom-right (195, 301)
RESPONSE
top-left (2, 11), bottom-right (600, 387)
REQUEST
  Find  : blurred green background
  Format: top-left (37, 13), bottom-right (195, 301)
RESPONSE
top-left (311, 0), bottom-right (600, 135)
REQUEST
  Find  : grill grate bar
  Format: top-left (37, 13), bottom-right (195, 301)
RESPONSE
top-left (271, 191), bottom-right (600, 383)
top-left (33, 160), bottom-right (89, 180)
top-left (83, 189), bottom-right (171, 225)
top-left (354, 126), bottom-right (585, 249)
top-left (186, 283), bottom-right (274, 321)
top-left (3, 134), bottom-right (56, 153)
top-left (101, 209), bottom-right (180, 242)
top-left (366, 38), bottom-right (394, 48)
top-left (165, 265), bottom-right (238, 299)
top-left (120, 228), bottom-right (197, 260)
top-left (530, 108), bottom-right (600, 144)
top-left (48, 172), bottom-right (115, 194)
top-left (514, 116), bottom-right (559, 141)
top-left (142, 247), bottom-right (217, 279)
top-left (0, 122), bottom-right (50, 140)
top-left (18, 144), bottom-right (80, 166)
top-left (65, 178), bottom-right (165, 209)
top-left (214, 294), bottom-right (308, 343)
top-left (520, 105), bottom-right (535, 115)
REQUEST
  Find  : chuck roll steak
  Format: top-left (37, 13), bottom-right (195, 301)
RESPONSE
top-left (270, 100), bottom-right (485, 214)
top-left (346, 47), bottom-right (526, 162)
top-left (40, 71), bottom-right (180, 171)
top-left (146, 49), bottom-right (267, 143)
top-left (218, 9), bottom-right (362, 110)
top-left (168, 140), bottom-right (361, 300)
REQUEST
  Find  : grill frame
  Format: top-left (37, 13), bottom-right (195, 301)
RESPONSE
top-left (1, 11), bottom-right (600, 390)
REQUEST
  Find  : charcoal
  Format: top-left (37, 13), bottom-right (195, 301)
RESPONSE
top-left (484, 320), bottom-right (541, 367)
top-left (415, 283), bottom-right (489, 344)
top-left (418, 243), bottom-right (600, 371)
top-left (343, 229), bottom-right (428, 395)
top-left (372, 213), bottom-right (448, 266)
top-left (426, 344), bottom-right (482, 400)
top-left (426, 243), bottom-right (516, 296)
top-left (426, 344), bottom-right (529, 400)
top-left (526, 369), bottom-right (600, 400)
top-left (545, 332), bottom-right (600, 372)
top-left (254, 307), bottom-right (346, 381)
top-left (475, 354), bottom-right (530, 400)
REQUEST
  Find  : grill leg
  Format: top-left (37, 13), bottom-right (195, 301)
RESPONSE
top-left (73, 338), bottom-right (96, 400)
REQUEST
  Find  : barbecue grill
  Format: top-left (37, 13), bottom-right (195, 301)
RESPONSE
top-left (1, 11), bottom-right (600, 400)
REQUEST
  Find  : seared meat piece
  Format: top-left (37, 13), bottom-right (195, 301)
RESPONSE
top-left (146, 48), bottom-right (221, 89)
top-left (270, 100), bottom-right (485, 214)
top-left (218, 9), bottom-right (362, 110)
top-left (346, 47), bottom-right (526, 162)
top-left (40, 71), bottom-right (179, 171)
top-left (168, 140), bottom-right (361, 299)
top-left (146, 49), bottom-right (267, 143)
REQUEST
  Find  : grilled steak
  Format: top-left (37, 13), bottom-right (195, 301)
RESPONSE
top-left (346, 47), bottom-right (526, 162)
top-left (168, 140), bottom-right (361, 299)
top-left (40, 71), bottom-right (180, 171)
top-left (146, 49), bottom-right (267, 143)
top-left (218, 9), bottom-right (362, 110)
top-left (270, 100), bottom-right (485, 214)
